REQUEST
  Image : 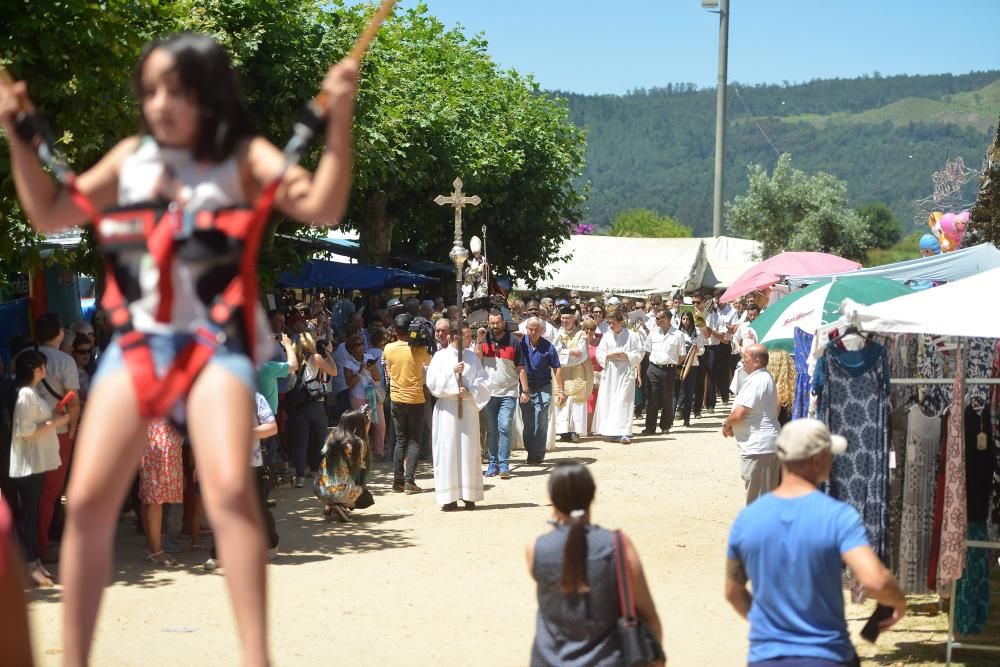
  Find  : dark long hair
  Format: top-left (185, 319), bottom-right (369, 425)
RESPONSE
top-left (548, 462), bottom-right (596, 594)
top-left (326, 408), bottom-right (370, 471)
top-left (132, 33), bottom-right (255, 162)
top-left (679, 311), bottom-right (696, 336)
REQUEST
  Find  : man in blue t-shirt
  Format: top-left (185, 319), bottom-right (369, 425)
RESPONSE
top-left (725, 419), bottom-right (907, 666)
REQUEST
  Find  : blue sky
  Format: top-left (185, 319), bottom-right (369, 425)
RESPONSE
top-left (367, 1), bottom-right (1000, 94)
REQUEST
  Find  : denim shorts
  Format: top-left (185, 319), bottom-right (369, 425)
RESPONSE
top-left (92, 332), bottom-right (257, 397)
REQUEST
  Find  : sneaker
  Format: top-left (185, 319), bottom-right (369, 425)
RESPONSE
top-left (203, 558), bottom-right (220, 571)
top-left (404, 482), bottom-right (422, 495)
top-left (484, 462), bottom-right (499, 477)
top-left (294, 477), bottom-right (305, 488)
top-left (391, 482), bottom-right (405, 493)
top-left (499, 466), bottom-right (511, 480)
top-left (441, 501), bottom-right (458, 512)
top-left (619, 436), bottom-right (631, 445)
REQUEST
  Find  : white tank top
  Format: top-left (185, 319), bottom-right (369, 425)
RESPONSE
top-left (113, 137), bottom-right (271, 362)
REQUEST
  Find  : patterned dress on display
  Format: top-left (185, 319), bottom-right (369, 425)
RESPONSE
top-left (814, 341), bottom-right (891, 562)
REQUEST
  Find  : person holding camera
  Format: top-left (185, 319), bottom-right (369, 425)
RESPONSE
top-left (342, 334), bottom-right (385, 459)
top-left (384, 314), bottom-right (433, 494)
top-left (287, 333), bottom-right (339, 488)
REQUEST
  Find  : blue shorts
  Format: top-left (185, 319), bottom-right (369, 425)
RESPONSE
top-left (93, 332), bottom-right (257, 398)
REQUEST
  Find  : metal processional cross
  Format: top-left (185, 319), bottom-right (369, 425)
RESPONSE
top-left (435, 177), bottom-right (481, 254)
top-left (434, 177), bottom-right (481, 419)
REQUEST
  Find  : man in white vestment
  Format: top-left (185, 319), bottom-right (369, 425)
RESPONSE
top-left (592, 310), bottom-right (646, 445)
top-left (426, 322), bottom-right (491, 511)
top-left (554, 307), bottom-right (589, 442)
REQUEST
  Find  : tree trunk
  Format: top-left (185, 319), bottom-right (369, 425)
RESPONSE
top-left (360, 192), bottom-right (395, 267)
top-left (966, 116), bottom-right (1000, 247)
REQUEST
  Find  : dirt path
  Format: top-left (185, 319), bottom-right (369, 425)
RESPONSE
top-left (27, 413), bottom-right (752, 665)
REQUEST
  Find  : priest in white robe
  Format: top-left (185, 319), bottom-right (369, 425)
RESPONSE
top-left (426, 321), bottom-right (491, 510)
top-left (592, 311), bottom-right (646, 444)
top-left (554, 307), bottom-right (589, 441)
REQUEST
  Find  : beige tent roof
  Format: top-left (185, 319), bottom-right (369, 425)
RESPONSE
top-left (701, 236), bottom-right (762, 288)
top-left (521, 235), bottom-right (760, 296)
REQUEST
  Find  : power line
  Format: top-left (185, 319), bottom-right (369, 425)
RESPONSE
top-left (732, 86), bottom-right (782, 157)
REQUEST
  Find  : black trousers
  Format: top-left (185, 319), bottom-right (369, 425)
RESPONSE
top-left (645, 364), bottom-right (677, 432)
top-left (705, 344), bottom-right (730, 409)
top-left (637, 355), bottom-right (650, 415)
top-left (692, 364), bottom-right (706, 415)
top-left (391, 401), bottom-right (425, 484)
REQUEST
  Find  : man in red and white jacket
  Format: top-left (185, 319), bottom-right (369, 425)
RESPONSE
top-left (476, 309), bottom-right (523, 480)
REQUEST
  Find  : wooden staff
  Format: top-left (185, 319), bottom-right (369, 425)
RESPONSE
top-left (311, 0), bottom-right (398, 114)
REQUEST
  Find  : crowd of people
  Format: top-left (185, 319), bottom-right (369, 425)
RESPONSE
top-left (0, 285), bottom-right (779, 582)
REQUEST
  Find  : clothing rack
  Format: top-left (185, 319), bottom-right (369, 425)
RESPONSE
top-left (885, 360), bottom-right (999, 665)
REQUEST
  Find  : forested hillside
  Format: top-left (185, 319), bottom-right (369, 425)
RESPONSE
top-left (559, 71), bottom-right (999, 236)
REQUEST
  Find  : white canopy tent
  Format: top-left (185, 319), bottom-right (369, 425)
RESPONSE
top-left (522, 234), bottom-right (761, 296)
top-left (789, 243), bottom-right (1000, 287)
top-left (842, 266), bottom-right (1000, 337)
top-left (701, 235), bottom-right (762, 289)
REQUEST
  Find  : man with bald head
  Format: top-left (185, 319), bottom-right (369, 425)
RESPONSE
top-left (722, 344), bottom-right (781, 505)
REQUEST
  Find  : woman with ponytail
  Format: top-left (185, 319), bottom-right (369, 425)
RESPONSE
top-left (527, 462), bottom-right (663, 666)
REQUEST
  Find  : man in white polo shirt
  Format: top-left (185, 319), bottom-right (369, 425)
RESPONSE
top-left (642, 309), bottom-right (685, 436)
top-left (722, 343), bottom-right (780, 505)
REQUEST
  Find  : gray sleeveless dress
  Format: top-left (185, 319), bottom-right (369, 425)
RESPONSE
top-left (531, 524), bottom-right (623, 666)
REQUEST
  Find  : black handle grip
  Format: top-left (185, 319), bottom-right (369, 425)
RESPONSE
top-left (14, 110), bottom-right (55, 150)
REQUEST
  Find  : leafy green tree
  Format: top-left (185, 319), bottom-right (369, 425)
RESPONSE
top-left (1, 0), bottom-right (587, 290)
top-left (726, 153), bottom-right (872, 261)
top-left (333, 3), bottom-right (587, 286)
top-left (0, 0), bottom-right (172, 276)
top-left (607, 208), bottom-right (692, 237)
top-left (856, 202), bottom-right (902, 249)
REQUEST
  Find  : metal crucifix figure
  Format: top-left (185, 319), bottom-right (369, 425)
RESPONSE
top-left (435, 177), bottom-right (481, 418)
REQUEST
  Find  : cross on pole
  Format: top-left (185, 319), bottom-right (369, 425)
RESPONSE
top-left (434, 177), bottom-right (481, 249)
top-left (435, 177), bottom-right (481, 419)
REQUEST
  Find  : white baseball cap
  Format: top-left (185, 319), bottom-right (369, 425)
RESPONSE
top-left (775, 419), bottom-right (848, 462)
top-left (607, 296), bottom-right (621, 305)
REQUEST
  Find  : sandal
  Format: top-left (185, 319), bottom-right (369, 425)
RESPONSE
top-left (145, 550), bottom-right (179, 567)
top-left (29, 564), bottom-right (54, 588)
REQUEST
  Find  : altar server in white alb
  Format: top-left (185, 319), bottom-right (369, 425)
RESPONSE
top-left (554, 306), bottom-right (589, 442)
top-left (592, 310), bottom-right (646, 445)
top-left (426, 321), bottom-right (491, 511)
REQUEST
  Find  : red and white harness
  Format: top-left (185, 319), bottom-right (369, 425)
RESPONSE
top-left (65, 175), bottom-right (279, 418)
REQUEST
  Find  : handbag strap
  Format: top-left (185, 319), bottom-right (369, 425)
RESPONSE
top-left (612, 529), bottom-right (638, 620)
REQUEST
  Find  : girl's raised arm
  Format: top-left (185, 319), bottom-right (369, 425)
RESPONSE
top-left (1, 78), bottom-right (137, 232)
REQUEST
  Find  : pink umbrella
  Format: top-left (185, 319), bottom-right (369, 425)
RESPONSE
top-left (719, 251), bottom-right (861, 303)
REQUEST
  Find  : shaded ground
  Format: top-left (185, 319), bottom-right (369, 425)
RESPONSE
top-left (24, 411), bottom-right (1000, 665)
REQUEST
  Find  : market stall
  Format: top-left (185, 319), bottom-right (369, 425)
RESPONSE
top-left (820, 271), bottom-right (1000, 665)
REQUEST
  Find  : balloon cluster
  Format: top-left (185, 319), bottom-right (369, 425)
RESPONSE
top-left (925, 211), bottom-right (969, 254)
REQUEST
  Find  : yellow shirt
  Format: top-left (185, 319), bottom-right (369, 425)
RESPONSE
top-left (383, 341), bottom-right (432, 404)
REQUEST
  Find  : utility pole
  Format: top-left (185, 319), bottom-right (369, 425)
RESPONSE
top-left (709, 0), bottom-right (730, 238)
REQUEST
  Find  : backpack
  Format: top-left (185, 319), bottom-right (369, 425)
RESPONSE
top-left (284, 362), bottom-right (326, 411)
